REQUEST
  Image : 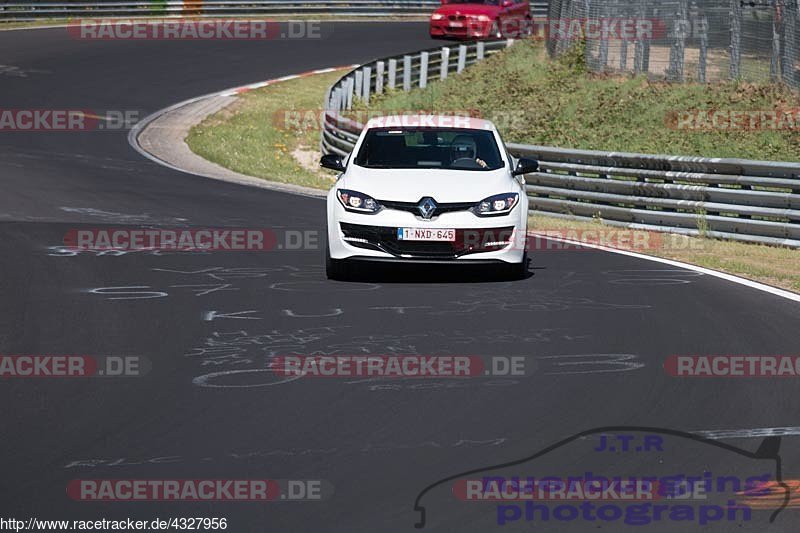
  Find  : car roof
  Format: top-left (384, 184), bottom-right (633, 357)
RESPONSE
top-left (364, 114), bottom-right (495, 131)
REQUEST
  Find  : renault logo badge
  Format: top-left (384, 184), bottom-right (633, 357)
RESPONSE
top-left (417, 197), bottom-right (437, 219)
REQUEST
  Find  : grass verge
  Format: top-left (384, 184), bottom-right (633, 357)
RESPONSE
top-left (529, 214), bottom-right (800, 293)
top-left (186, 69), bottom-right (343, 190)
top-left (185, 57), bottom-right (799, 293)
top-left (362, 40), bottom-right (800, 161)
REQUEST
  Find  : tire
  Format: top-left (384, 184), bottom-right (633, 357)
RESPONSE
top-left (490, 20), bottom-right (502, 39)
top-left (325, 241), bottom-right (350, 281)
top-left (506, 252), bottom-right (528, 281)
top-left (522, 16), bottom-right (533, 38)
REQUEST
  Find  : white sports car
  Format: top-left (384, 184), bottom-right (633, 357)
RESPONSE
top-left (321, 115), bottom-right (537, 280)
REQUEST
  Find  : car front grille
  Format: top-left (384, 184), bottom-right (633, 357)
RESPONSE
top-left (340, 223), bottom-right (515, 259)
top-left (379, 200), bottom-right (475, 218)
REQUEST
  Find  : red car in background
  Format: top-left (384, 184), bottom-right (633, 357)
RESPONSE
top-left (429, 0), bottom-right (532, 40)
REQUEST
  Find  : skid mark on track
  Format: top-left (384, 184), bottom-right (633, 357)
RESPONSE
top-left (60, 207), bottom-right (188, 224)
top-left (62, 436), bottom-right (510, 470)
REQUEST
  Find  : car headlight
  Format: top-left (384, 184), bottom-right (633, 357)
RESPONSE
top-left (431, 13), bottom-right (444, 20)
top-left (336, 189), bottom-right (382, 214)
top-left (475, 15), bottom-right (492, 22)
top-left (473, 193), bottom-right (519, 216)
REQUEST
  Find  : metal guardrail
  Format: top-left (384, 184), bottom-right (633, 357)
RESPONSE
top-left (320, 42), bottom-right (800, 249)
top-left (0, 1), bottom-right (549, 20)
top-left (508, 143), bottom-right (800, 248)
top-left (320, 39), bottom-right (513, 157)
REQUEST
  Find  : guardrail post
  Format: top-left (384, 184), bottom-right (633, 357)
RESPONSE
top-left (771, 0), bottom-right (782, 81)
top-left (457, 45), bottom-right (467, 72)
top-left (552, 0), bottom-right (568, 56)
top-left (419, 51), bottom-right (429, 88)
top-left (698, 15), bottom-right (708, 82)
top-left (564, 1), bottom-right (577, 56)
top-left (388, 59), bottom-right (397, 89)
top-left (345, 77), bottom-right (354, 110)
top-left (440, 47), bottom-right (450, 80)
top-left (361, 66), bottom-right (371, 104)
top-left (375, 61), bottom-right (385, 95)
top-left (598, 1), bottom-right (609, 71)
top-left (784, 0), bottom-right (798, 87)
top-left (332, 87), bottom-right (343, 111)
top-left (729, 0), bottom-right (742, 78)
top-left (477, 41), bottom-right (485, 60)
top-left (354, 70), bottom-right (363, 101)
top-left (667, 0), bottom-right (688, 81)
top-left (634, 0), bottom-right (645, 74)
top-left (403, 55), bottom-right (412, 91)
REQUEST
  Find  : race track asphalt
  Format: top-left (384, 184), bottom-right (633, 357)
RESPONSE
top-left (2, 22), bottom-right (800, 532)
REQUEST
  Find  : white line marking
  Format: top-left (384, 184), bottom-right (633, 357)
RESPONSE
top-left (695, 426), bottom-right (800, 439)
top-left (202, 310), bottom-right (261, 321)
top-left (539, 234), bottom-right (800, 303)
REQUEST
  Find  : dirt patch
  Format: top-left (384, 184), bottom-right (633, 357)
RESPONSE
top-left (292, 145), bottom-right (336, 183)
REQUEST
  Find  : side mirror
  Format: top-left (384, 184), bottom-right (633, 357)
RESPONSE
top-left (320, 154), bottom-right (345, 172)
top-left (512, 157), bottom-right (539, 176)
top-left (501, 0), bottom-right (513, 7)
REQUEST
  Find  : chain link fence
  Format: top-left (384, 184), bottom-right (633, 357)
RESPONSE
top-left (545, 0), bottom-right (799, 88)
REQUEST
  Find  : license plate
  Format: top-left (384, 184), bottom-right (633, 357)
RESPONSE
top-left (449, 22), bottom-right (463, 28)
top-left (397, 228), bottom-right (456, 241)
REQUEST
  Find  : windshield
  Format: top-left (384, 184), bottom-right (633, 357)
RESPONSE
top-left (354, 127), bottom-right (504, 171)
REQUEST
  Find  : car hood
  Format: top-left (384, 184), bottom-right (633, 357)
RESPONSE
top-left (339, 165), bottom-right (514, 203)
top-left (434, 4), bottom-right (501, 16)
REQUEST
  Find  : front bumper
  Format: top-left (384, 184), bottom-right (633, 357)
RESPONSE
top-left (340, 223), bottom-right (515, 259)
top-left (429, 19), bottom-right (493, 39)
top-left (328, 196), bottom-right (527, 264)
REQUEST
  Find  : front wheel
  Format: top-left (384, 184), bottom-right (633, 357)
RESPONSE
top-left (489, 20), bottom-right (502, 39)
top-left (522, 16), bottom-right (533, 37)
top-left (504, 252), bottom-right (528, 281)
top-left (325, 241), bottom-right (351, 281)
